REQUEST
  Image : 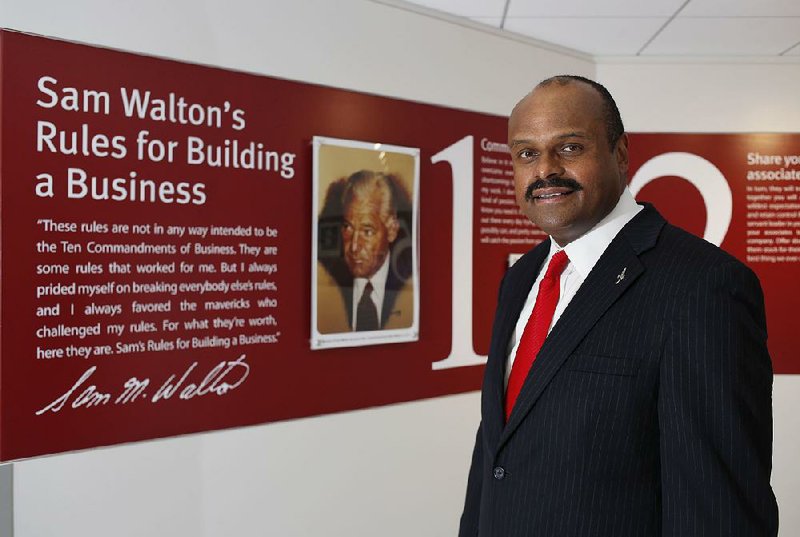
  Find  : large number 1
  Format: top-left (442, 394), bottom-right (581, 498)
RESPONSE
top-left (431, 136), bottom-right (488, 370)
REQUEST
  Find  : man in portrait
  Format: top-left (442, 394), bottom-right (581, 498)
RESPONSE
top-left (316, 169), bottom-right (414, 334)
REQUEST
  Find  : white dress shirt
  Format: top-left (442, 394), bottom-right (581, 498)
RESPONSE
top-left (505, 188), bottom-right (643, 385)
top-left (352, 254), bottom-right (390, 330)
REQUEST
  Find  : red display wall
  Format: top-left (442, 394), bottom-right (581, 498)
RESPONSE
top-left (1, 31), bottom-right (796, 461)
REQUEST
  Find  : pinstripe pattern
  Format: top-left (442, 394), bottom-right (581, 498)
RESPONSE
top-left (459, 204), bottom-right (778, 537)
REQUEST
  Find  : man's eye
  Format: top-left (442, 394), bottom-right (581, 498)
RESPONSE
top-left (518, 149), bottom-right (535, 159)
top-left (561, 144), bottom-right (582, 153)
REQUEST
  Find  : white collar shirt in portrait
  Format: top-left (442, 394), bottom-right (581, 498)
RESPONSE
top-left (352, 254), bottom-right (390, 330)
top-left (505, 188), bottom-right (643, 386)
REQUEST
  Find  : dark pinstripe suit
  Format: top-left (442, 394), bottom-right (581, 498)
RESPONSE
top-left (459, 203), bottom-right (778, 536)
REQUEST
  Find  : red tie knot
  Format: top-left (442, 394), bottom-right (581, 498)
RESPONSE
top-left (546, 250), bottom-right (569, 279)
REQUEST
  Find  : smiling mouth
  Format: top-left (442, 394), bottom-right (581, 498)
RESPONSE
top-left (535, 191), bottom-right (571, 200)
top-left (525, 178), bottom-right (583, 202)
top-left (530, 188), bottom-right (576, 202)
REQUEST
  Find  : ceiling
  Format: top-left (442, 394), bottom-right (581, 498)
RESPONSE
top-left (390, 0), bottom-right (800, 58)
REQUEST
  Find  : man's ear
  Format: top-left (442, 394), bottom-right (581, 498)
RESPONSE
top-left (386, 216), bottom-right (400, 243)
top-left (616, 133), bottom-right (629, 175)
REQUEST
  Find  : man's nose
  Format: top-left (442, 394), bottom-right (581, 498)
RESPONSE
top-left (535, 152), bottom-right (564, 179)
top-left (350, 230), bottom-right (362, 252)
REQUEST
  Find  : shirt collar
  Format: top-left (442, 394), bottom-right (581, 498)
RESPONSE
top-left (550, 188), bottom-right (643, 279)
top-left (353, 253), bottom-right (390, 304)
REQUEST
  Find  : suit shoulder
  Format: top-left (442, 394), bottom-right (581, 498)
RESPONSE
top-left (655, 224), bottom-right (746, 269)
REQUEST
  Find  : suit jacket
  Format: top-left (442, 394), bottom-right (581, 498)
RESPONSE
top-left (459, 204), bottom-right (778, 537)
top-left (316, 258), bottom-right (413, 334)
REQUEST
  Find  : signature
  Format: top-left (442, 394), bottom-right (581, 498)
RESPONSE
top-left (35, 354), bottom-right (250, 415)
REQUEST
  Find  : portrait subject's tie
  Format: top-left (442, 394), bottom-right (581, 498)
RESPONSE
top-left (356, 281), bottom-right (379, 331)
top-left (505, 250), bottom-right (569, 421)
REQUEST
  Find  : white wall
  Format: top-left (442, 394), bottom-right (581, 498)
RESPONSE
top-left (597, 61), bottom-right (800, 133)
top-left (598, 60), bottom-right (800, 535)
top-left (11, 394), bottom-right (483, 537)
top-left (1, 1), bottom-right (593, 536)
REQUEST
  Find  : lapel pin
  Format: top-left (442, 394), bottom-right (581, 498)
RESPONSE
top-left (615, 267), bottom-right (627, 285)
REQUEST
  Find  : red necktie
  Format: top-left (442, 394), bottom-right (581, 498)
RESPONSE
top-left (505, 250), bottom-right (569, 420)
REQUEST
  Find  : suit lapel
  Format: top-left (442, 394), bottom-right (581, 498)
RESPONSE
top-left (381, 264), bottom-right (404, 327)
top-left (343, 283), bottom-right (354, 328)
top-left (498, 204), bottom-right (666, 448)
top-left (482, 242), bottom-right (549, 450)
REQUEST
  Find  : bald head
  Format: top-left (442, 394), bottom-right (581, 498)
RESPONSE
top-left (507, 77), bottom-right (629, 245)
top-left (513, 75), bottom-right (624, 151)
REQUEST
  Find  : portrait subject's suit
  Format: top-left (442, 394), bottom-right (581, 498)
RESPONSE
top-left (459, 203), bottom-right (778, 537)
top-left (316, 259), bottom-right (413, 333)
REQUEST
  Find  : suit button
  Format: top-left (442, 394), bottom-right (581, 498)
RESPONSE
top-left (493, 466), bottom-right (505, 480)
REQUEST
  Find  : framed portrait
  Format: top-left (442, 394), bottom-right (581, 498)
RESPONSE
top-left (311, 136), bottom-right (420, 349)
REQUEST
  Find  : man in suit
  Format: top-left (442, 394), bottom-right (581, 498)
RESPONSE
top-left (317, 170), bottom-right (413, 333)
top-left (459, 76), bottom-right (778, 536)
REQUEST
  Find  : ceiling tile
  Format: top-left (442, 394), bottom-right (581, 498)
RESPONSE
top-left (506, 0), bottom-right (685, 18)
top-left (401, 0), bottom-right (507, 18)
top-left (643, 17), bottom-right (800, 55)
top-left (468, 17), bottom-right (504, 28)
top-left (681, 0), bottom-right (800, 17)
top-left (504, 17), bottom-right (668, 55)
top-left (782, 41), bottom-right (800, 55)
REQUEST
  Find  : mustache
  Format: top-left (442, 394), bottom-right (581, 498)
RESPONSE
top-left (524, 177), bottom-right (583, 201)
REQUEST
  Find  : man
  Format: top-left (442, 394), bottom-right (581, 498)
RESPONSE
top-left (317, 170), bottom-right (413, 333)
top-left (459, 76), bottom-right (778, 536)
